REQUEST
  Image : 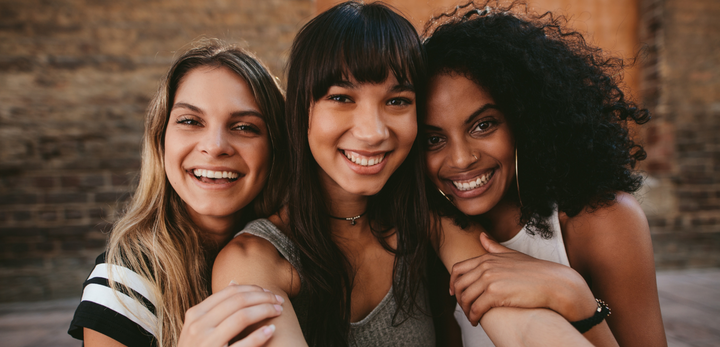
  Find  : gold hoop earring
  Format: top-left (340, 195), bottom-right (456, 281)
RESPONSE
top-left (438, 188), bottom-right (455, 206)
top-left (515, 148), bottom-right (523, 207)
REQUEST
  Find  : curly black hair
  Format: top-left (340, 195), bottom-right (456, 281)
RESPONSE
top-left (423, 1), bottom-right (649, 237)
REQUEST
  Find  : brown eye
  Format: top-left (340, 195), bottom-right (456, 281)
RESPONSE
top-left (471, 120), bottom-right (496, 135)
top-left (425, 135), bottom-right (444, 149)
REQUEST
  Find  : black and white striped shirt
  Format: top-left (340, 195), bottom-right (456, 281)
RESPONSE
top-left (68, 253), bottom-right (158, 347)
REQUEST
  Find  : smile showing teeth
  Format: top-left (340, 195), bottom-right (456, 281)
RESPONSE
top-left (452, 171), bottom-right (494, 191)
top-left (192, 169), bottom-right (240, 180)
top-left (343, 150), bottom-right (386, 167)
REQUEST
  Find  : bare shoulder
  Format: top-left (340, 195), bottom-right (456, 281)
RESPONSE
top-left (560, 191), bottom-right (653, 280)
top-left (561, 192), bottom-right (647, 243)
top-left (213, 228), bottom-right (300, 297)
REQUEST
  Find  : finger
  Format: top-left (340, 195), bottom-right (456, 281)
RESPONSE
top-left (185, 284), bottom-right (267, 323)
top-left (479, 232), bottom-right (512, 253)
top-left (455, 274), bottom-right (488, 318)
top-left (449, 256), bottom-right (484, 295)
top-left (211, 303), bottom-right (282, 346)
top-left (202, 290), bottom-right (282, 330)
top-left (468, 294), bottom-right (494, 326)
top-left (230, 325), bottom-right (275, 347)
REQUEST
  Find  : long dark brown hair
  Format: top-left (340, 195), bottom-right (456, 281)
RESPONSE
top-left (285, 2), bottom-right (429, 345)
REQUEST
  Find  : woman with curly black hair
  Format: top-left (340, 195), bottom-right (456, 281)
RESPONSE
top-left (422, 2), bottom-right (666, 346)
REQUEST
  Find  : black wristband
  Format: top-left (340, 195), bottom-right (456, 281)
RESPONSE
top-left (570, 298), bottom-right (611, 333)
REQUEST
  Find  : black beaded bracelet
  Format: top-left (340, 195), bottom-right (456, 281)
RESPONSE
top-left (570, 298), bottom-right (611, 333)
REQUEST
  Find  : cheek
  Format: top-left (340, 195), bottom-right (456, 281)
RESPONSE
top-left (396, 115), bottom-right (418, 149)
top-left (246, 139), bottom-right (272, 179)
top-left (424, 152), bottom-right (444, 185)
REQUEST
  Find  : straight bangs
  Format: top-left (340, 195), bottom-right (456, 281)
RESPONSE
top-left (299, 2), bottom-right (426, 102)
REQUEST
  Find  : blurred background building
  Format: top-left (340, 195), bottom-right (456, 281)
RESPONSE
top-left (1, 0), bottom-right (718, 307)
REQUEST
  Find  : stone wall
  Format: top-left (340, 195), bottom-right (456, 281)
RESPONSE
top-left (0, 0), bottom-right (312, 302)
top-left (639, 0), bottom-right (720, 268)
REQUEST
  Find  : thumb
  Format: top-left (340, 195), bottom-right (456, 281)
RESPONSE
top-left (480, 232), bottom-right (510, 253)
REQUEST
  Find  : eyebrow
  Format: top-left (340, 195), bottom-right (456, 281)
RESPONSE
top-left (464, 104), bottom-right (499, 125)
top-left (172, 102), bottom-right (263, 119)
top-left (391, 83), bottom-right (415, 93)
top-left (423, 103), bottom-right (499, 131)
top-left (329, 81), bottom-right (415, 93)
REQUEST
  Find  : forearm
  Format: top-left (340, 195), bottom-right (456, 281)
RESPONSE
top-left (480, 307), bottom-right (594, 347)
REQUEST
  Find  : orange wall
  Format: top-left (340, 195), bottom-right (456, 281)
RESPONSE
top-left (315, 0), bottom-right (639, 97)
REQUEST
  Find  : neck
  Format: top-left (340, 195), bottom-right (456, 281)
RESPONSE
top-left (187, 209), bottom-right (242, 256)
top-left (320, 177), bottom-right (370, 240)
top-left (480, 194), bottom-right (524, 242)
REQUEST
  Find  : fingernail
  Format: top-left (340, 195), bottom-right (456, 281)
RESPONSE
top-left (229, 280), bottom-right (238, 286)
top-left (275, 295), bottom-right (285, 303)
top-left (274, 304), bottom-right (283, 313)
top-left (263, 324), bottom-right (276, 336)
top-left (263, 288), bottom-right (271, 293)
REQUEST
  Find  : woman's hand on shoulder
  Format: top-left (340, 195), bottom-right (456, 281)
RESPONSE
top-left (450, 233), bottom-right (597, 325)
top-left (212, 232), bottom-right (307, 347)
top-left (178, 282), bottom-right (282, 347)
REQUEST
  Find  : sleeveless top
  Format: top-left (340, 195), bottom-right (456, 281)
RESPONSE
top-left (455, 209), bottom-right (570, 347)
top-left (237, 218), bottom-right (436, 347)
top-left (68, 252), bottom-right (158, 347)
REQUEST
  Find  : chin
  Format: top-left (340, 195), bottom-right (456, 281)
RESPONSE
top-left (455, 200), bottom-right (489, 217)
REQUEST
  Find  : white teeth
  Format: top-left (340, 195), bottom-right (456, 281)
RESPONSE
top-left (193, 169), bottom-right (239, 180)
top-left (343, 150), bottom-right (385, 167)
top-left (452, 171), bottom-right (494, 191)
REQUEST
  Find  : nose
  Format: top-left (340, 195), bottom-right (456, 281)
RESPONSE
top-left (448, 138), bottom-right (477, 169)
top-left (352, 103), bottom-right (389, 146)
top-left (198, 125), bottom-right (235, 157)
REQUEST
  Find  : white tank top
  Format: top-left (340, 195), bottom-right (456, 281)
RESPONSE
top-left (454, 208), bottom-right (570, 346)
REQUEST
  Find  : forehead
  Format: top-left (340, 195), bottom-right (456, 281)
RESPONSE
top-left (426, 74), bottom-right (494, 125)
top-left (174, 66), bottom-right (260, 112)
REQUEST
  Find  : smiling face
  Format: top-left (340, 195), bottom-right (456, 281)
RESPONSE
top-left (164, 66), bottom-right (270, 229)
top-left (308, 75), bottom-right (417, 197)
top-left (424, 73), bottom-right (516, 216)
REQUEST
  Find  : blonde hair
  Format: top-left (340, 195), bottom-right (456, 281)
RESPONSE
top-left (105, 39), bottom-right (287, 347)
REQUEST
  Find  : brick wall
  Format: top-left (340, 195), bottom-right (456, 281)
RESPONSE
top-left (639, 0), bottom-right (720, 268)
top-left (0, 0), bottom-right (312, 302)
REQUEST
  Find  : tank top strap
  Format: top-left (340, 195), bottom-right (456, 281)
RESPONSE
top-left (236, 218), bottom-right (304, 278)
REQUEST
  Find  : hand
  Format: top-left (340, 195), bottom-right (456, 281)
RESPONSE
top-left (450, 233), bottom-right (596, 325)
top-left (178, 282), bottom-right (284, 347)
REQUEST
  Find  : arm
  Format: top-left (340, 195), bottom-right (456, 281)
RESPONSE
top-left (450, 233), bottom-right (618, 347)
top-left (213, 233), bottom-right (308, 347)
top-left (435, 216), bottom-right (594, 347)
top-left (562, 192), bottom-right (667, 346)
top-left (84, 329), bottom-right (127, 347)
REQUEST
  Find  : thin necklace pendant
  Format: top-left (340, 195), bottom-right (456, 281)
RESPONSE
top-left (348, 215), bottom-right (361, 226)
top-left (329, 211), bottom-right (366, 226)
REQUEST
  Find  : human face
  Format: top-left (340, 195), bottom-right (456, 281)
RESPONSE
top-left (164, 66), bottom-right (270, 227)
top-left (308, 75), bottom-right (417, 197)
top-left (424, 74), bottom-right (515, 216)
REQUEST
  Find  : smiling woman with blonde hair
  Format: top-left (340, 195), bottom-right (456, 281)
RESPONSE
top-left (68, 39), bottom-right (290, 347)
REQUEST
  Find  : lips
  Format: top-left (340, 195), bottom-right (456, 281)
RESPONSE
top-left (451, 170), bottom-right (494, 191)
top-left (342, 150), bottom-right (386, 167)
top-left (191, 168), bottom-right (242, 184)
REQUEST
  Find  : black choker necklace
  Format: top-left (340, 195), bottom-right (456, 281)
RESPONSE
top-left (328, 211), bottom-right (366, 226)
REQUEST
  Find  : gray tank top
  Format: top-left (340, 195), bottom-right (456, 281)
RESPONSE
top-left (237, 218), bottom-right (435, 347)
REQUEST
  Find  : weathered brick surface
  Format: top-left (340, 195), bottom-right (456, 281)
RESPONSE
top-left (0, 0), bottom-right (312, 302)
top-left (639, 0), bottom-right (720, 269)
